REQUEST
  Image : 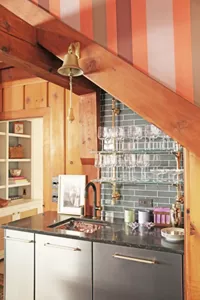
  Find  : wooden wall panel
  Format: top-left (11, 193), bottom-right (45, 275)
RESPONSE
top-left (48, 83), bottom-right (65, 211)
top-left (0, 89), bottom-right (2, 112)
top-left (79, 92), bottom-right (100, 216)
top-left (79, 92), bottom-right (100, 164)
top-left (0, 77), bottom-right (99, 216)
top-left (3, 85), bottom-right (24, 111)
top-left (65, 90), bottom-right (83, 176)
top-left (184, 149), bottom-right (200, 300)
top-left (43, 112), bottom-right (51, 211)
top-left (25, 82), bottom-right (47, 109)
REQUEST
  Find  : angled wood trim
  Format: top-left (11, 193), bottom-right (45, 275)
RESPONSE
top-left (0, 107), bottom-right (50, 120)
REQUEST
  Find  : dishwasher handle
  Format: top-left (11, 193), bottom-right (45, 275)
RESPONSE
top-left (44, 242), bottom-right (81, 251)
top-left (113, 253), bottom-right (156, 264)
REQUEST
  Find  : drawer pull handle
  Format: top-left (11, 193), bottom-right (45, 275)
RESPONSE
top-left (5, 236), bottom-right (34, 243)
top-left (113, 253), bottom-right (156, 264)
top-left (44, 242), bottom-right (81, 251)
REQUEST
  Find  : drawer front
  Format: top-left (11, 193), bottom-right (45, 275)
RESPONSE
top-left (93, 243), bottom-right (183, 300)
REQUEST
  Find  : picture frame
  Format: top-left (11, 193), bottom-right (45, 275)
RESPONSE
top-left (14, 122), bottom-right (24, 134)
top-left (58, 175), bottom-right (86, 215)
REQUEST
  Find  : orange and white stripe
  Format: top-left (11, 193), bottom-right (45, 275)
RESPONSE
top-left (30, 0), bottom-right (195, 103)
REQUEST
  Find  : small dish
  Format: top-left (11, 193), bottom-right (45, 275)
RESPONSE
top-left (161, 227), bottom-right (184, 242)
top-left (10, 169), bottom-right (22, 177)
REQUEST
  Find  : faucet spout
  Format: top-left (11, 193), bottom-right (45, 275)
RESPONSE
top-left (84, 182), bottom-right (101, 219)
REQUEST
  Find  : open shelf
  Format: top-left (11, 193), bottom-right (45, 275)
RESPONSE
top-left (9, 159), bottom-right (31, 162)
top-left (8, 182), bottom-right (31, 188)
top-left (0, 132), bottom-right (5, 136)
top-left (91, 179), bottom-right (184, 186)
top-left (91, 149), bottom-right (183, 155)
top-left (0, 159), bottom-right (6, 162)
top-left (0, 185), bottom-right (6, 189)
top-left (9, 133), bottom-right (31, 139)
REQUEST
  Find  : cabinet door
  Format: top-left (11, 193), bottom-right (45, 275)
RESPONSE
top-left (20, 208), bottom-right (38, 219)
top-left (5, 229), bottom-right (34, 300)
top-left (93, 243), bottom-right (183, 300)
top-left (35, 234), bottom-right (92, 300)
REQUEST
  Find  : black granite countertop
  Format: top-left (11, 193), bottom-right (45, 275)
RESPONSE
top-left (2, 211), bottom-right (184, 255)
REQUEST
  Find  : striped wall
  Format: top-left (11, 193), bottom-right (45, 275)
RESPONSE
top-left (32, 0), bottom-right (199, 105)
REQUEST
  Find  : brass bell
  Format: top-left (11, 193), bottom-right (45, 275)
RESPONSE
top-left (58, 42), bottom-right (83, 77)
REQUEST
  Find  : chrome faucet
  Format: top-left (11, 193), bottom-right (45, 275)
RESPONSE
top-left (84, 182), bottom-right (101, 219)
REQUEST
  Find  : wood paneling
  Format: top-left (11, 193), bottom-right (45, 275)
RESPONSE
top-left (65, 90), bottom-right (82, 175)
top-left (48, 83), bottom-right (65, 211)
top-left (79, 92), bottom-right (100, 216)
top-left (0, 77), bottom-right (100, 215)
top-left (0, 215), bottom-right (12, 225)
top-left (184, 149), bottom-right (200, 300)
top-left (43, 111), bottom-right (51, 211)
top-left (25, 82), bottom-right (47, 109)
top-left (0, 89), bottom-right (2, 112)
top-left (20, 208), bottom-right (38, 219)
top-left (3, 85), bottom-right (24, 111)
top-left (79, 92), bottom-right (100, 164)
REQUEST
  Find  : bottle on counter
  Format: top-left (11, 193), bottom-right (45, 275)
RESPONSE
top-left (170, 202), bottom-right (181, 227)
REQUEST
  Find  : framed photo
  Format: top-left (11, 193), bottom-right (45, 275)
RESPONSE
top-left (14, 122), bottom-right (24, 134)
top-left (58, 175), bottom-right (86, 215)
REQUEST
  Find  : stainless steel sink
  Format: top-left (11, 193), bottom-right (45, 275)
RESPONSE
top-left (49, 217), bottom-right (109, 234)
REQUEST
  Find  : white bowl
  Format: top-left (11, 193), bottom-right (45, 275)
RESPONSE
top-left (161, 227), bottom-right (184, 242)
top-left (10, 169), bottom-right (22, 177)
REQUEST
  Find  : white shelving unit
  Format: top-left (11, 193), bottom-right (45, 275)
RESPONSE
top-left (0, 118), bottom-right (43, 205)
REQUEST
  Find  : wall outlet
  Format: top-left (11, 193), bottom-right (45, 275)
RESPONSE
top-left (138, 199), bottom-right (153, 208)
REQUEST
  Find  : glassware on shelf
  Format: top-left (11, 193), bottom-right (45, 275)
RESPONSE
top-left (97, 125), bottom-right (180, 152)
top-left (95, 124), bottom-right (183, 206)
top-left (145, 125), bottom-right (161, 150)
top-left (133, 126), bottom-right (143, 149)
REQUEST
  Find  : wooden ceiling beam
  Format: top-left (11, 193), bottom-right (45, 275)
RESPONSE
top-left (2, 1), bottom-right (200, 156)
top-left (0, 62), bottom-right (12, 70)
top-left (0, 5), bottom-right (95, 95)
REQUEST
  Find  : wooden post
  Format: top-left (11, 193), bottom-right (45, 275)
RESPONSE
top-left (184, 149), bottom-right (200, 300)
